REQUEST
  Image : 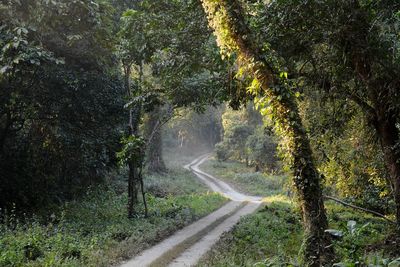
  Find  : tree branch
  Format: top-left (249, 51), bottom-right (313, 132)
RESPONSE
top-left (324, 195), bottom-right (395, 224)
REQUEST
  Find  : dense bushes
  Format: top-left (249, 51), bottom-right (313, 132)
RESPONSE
top-left (0, 170), bottom-right (226, 267)
top-left (215, 104), bottom-right (279, 173)
top-left (0, 0), bottom-right (125, 210)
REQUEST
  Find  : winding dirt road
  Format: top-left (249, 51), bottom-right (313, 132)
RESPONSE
top-left (119, 154), bottom-right (262, 267)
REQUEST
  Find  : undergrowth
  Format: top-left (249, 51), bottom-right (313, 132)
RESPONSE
top-left (198, 157), bottom-right (398, 267)
top-left (0, 157), bottom-right (226, 267)
top-left (201, 157), bottom-right (289, 197)
top-left (197, 196), bottom-right (396, 267)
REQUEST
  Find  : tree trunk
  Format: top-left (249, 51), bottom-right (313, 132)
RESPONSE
top-left (291, 123), bottom-right (331, 265)
top-left (374, 107), bottom-right (400, 232)
top-left (346, 18), bottom-right (400, 231)
top-left (124, 64), bottom-right (142, 218)
top-left (145, 105), bottom-right (167, 173)
top-left (201, 1), bottom-right (332, 265)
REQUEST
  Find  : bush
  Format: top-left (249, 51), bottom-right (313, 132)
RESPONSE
top-left (215, 142), bottom-right (230, 161)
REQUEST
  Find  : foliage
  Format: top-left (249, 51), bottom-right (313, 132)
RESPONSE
top-left (301, 92), bottom-right (392, 211)
top-left (244, 0), bottom-right (400, 219)
top-left (201, 157), bottom-right (289, 197)
top-left (0, 167), bottom-right (226, 267)
top-left (0, 0), bottom-right (125, 210)
top-left (118, 0), bottom-right (230, 111)
top-left (116, 135), bottom-right (146, 166)
top-left (215, 104), bottom-right (279, 172)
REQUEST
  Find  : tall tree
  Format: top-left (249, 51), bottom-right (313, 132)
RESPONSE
top-left (118, 7), bottom-right (153, 217)
top-left (200, 0), bottom-right (332, 265)
top-left (254, 0), bottom-right (400, 232)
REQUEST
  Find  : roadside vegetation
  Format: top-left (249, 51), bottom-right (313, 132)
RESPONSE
top-left (2, 0), bottom-right (400, 266)
top-left (198, 159), bottom-right (396, 267)
top-left (0, 150), bottom-right (226, 267)
top-left (201, 157), bottom-right (288, 197)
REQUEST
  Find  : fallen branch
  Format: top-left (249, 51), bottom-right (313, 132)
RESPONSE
top-left (323, 195), bottom-right (395, 224)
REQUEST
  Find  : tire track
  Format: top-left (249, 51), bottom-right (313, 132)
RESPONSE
top-left (119, 154), bottom-right (262, 267)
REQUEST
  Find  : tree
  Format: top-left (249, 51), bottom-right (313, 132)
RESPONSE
top-left (200, 0), bottom-right (333, 265)
top-left (0, 0), bottom-right (125, 210)
top-left (118, 7), bottom-right (154, 218)
top-left (144, 105), bottom-right (167, 173)
top-left (253, 0), bottom-right (400, 233)
top-left (117, 0), bottom-right (231, 216)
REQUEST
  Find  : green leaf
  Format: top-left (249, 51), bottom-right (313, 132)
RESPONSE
top-left (279, 71), bottom-right (288, 79)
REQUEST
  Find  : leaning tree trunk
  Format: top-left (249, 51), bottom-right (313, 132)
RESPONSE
top-left (201, 1), bottom-right (332, 265)
top-left (144, 105), bottom-right (167, 173)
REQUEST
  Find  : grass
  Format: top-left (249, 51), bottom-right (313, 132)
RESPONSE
top-left (197, 197), bottom-right (302, 267)
top-left (325, 202), bottom-right (398, 265)
top-left (197, 197), bottom-right (395, 267)
top-left (0, 149), bottom-right (227, 267)
top-left (197, 157), bottom-right (398, 267)
top-left (145, 165), bottom-right (210, 197)
top-left (200, 156), bottom-right (289, 197)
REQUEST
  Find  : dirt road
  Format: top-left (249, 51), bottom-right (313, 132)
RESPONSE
top-left (119, 154), bottom-right (262, 267)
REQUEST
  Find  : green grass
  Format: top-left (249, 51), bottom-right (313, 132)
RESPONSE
top-left (201, 156), bottom-right (289, 196)
top-left (197, 196), bottom-right (302, 267)
top-left (197, 158), bottom-right (397, 267)
top-left (197, 196), bottom-right (396, 267)
top-left (0, 150), bottom-right (227, 267)
top-left (145, 166), bottom-right (211, 197)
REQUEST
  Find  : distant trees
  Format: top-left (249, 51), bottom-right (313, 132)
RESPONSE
top-left (116, 0), bottom-right (230, 216)
top-left (215, 104), bottom-right (279, 172)
top-left (166, 107), bottom-right (224, 150)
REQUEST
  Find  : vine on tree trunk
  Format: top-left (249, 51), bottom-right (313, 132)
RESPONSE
top-left (200, 0), bottom-right (333, 265)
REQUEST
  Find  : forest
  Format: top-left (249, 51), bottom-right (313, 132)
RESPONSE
top-left (0, 0), bottom-right (399, 266)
